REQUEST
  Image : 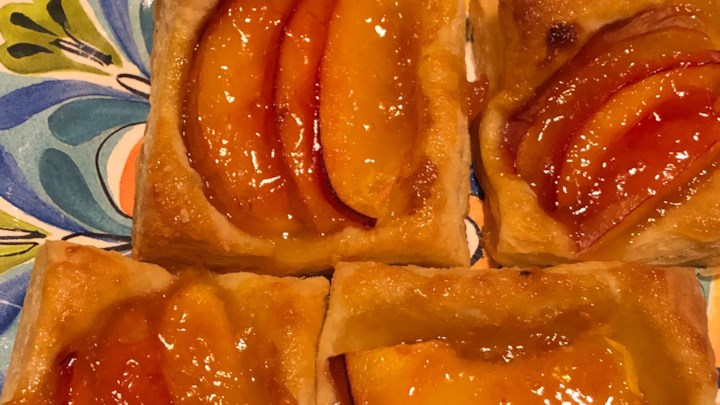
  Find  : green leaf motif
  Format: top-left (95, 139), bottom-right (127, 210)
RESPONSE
top-left (0, 0), bottom-right (121, 75)
top-left (46, 0), bottom-right (69, 27)
top-left (7, 43), bottom-right (52, 58)
top-left (0, 209), bottom-right (47, 274)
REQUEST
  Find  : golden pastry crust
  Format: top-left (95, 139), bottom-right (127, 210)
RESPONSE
top-left (1, 241), bottom-right (329, 405)
top-left (132, 0), bottom-right (471, 276)
top-left (317, 261), bottom-right (717, 404)
top-left (476, 0), bottom-right (720, 266)
top-left (0, 241), bottom-right (175, 403)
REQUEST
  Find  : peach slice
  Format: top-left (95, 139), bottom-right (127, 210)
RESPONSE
top-left (275, 0), bottom-right (375, 233)
top-left (511, 27), bottom-right (715, 211)
top-left (574, 89), bottom-right (720, 249)
top-left (158, 281), bottom-right (267, 403)
top-left (504, 5), bottom-right (708, 157)
top-left (557, 65), bottom-right (720, 215)
top-left (502, 5), bottom-right (720, 250)
top-left (58, 304), bottom-right (172, 404)
top-left (504, 5), bottom-right (708, 154)
top-left (184, 0), bottom-right (304, 236)
top-left (344, 338), bottom-right (642, 404)
top-left (319, 0), bottom-right (420, 219)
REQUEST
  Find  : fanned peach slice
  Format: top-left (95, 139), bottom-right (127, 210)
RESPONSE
top-left (574, 90), bottom-right (720, 249)
top-left (557, 65), bottom-right (720, 215)
top-left (184, 0), bottom-right (303, 236)
top-left (58, 304), bottom-right (172, 404)
top-left (320, 0), bottom-right (420, 219)
top-left (275, 0), bottom-right (375, 233)
top-left (502, 5), bottom-right (720, 250)
top-left (511, 27), bottom-right (715, 211)
top-left (344, 338), bottom-right (642, 404)
top-left (504, 5), bottom-right (707, 158)
top-left (158, 281), bottom-right (266, 403)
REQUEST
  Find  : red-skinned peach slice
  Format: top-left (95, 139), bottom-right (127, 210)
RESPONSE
top-left (557, 65), bottom-right (720, 214)
top-left (275, 0), bottom-right (375, 233)
top-left (511, 28), bottom-right (715, 211)
top-left (158, 281), bottom-right (266, 403)
top-left (184, 0), bottom-right (304, 236)
top-left (503, 5), bottom-right (720, 250)
top-left (503, 6), bottom-right (707, 157)
top-left (319, 0), bottom-right (420, 219)
top-left (573, 90), bottom-right (720, 249)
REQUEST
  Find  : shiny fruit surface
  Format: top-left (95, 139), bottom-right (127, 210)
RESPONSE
top-left (319, 0), bottom-right (421, 219)
top-left (344, 338), bottom-right (642, 404)
top-left (503, 6), bottom-right (720, 249)
top-left (184, 0), bottom-right (304, 236)
top-left (275, 0), bottom-right (375, 233)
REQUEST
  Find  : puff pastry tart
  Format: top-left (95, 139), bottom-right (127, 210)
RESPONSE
top-left (317, 262), bottom-right (717, 404)
top-left (476, 0), bottom-right (720, 266)
top-left (132, 0), bottom-right (473, 275)
top-left (1, 241), bottom-right (328, 404)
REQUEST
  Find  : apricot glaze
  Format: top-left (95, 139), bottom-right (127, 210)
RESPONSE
top-left (60, 304), bottom-right (172, 404)
top-left (184, 0), bottom-right (304, 236)
top-left (320, 0), bottom-right (422, 219)
top-left (275, 0), bottom-right (375, 233)
top-left (503, 6), bottom-right (720, 249)
top-left (9, 276), bottom-right (283, 404)
top-left (343, 338), bottom-right (642, 404)
top-left (184, 0), bottom-right (435, 235)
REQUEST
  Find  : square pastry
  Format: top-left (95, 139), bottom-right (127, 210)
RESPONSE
top-left (475, 0), bottom-right (720, 266)
top-left (1, 241), bottom-right (328, 404)
top-left (132, 0), bottom-right (473, 275)
top-left (317, 262), bottom-right (717, 404)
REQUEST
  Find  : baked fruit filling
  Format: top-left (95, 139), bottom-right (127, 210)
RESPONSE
top-left (339, 337), bottom-right (642, 404)
top-left (502, 5), bottom-right (720, 250)
top-left (183, 0), bottom-right (447, 236)
top-left (8, 274), bottom-right (289, 404)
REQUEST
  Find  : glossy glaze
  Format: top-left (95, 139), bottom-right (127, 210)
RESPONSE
top-left (503, 6), bottom-right (720, 249)
top-left (184, 0), bottom-right (434, 236)
top-left (345, 338), bottom-right (642, 404)
top-left (184, 0), bottom-right (305, 236)
top-left (8, 274), bottom-right (288, 404)
top-left (275, 0), bottom-right (375, 233)
top-left (158, 280), bottom-right (274, 403)
top-left (318, 0), bottom-right (422, 219)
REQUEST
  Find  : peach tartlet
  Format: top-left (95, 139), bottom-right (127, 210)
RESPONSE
top-left (476, 0), bottom-right (720, 266)
top-left (133, 0), bottom-right (476, 275)
top-left (1, 242), bottom-right (328, 404)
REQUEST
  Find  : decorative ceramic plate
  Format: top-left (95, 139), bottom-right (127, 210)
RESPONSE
top-left (0, 0), bottom-right (717, 396)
